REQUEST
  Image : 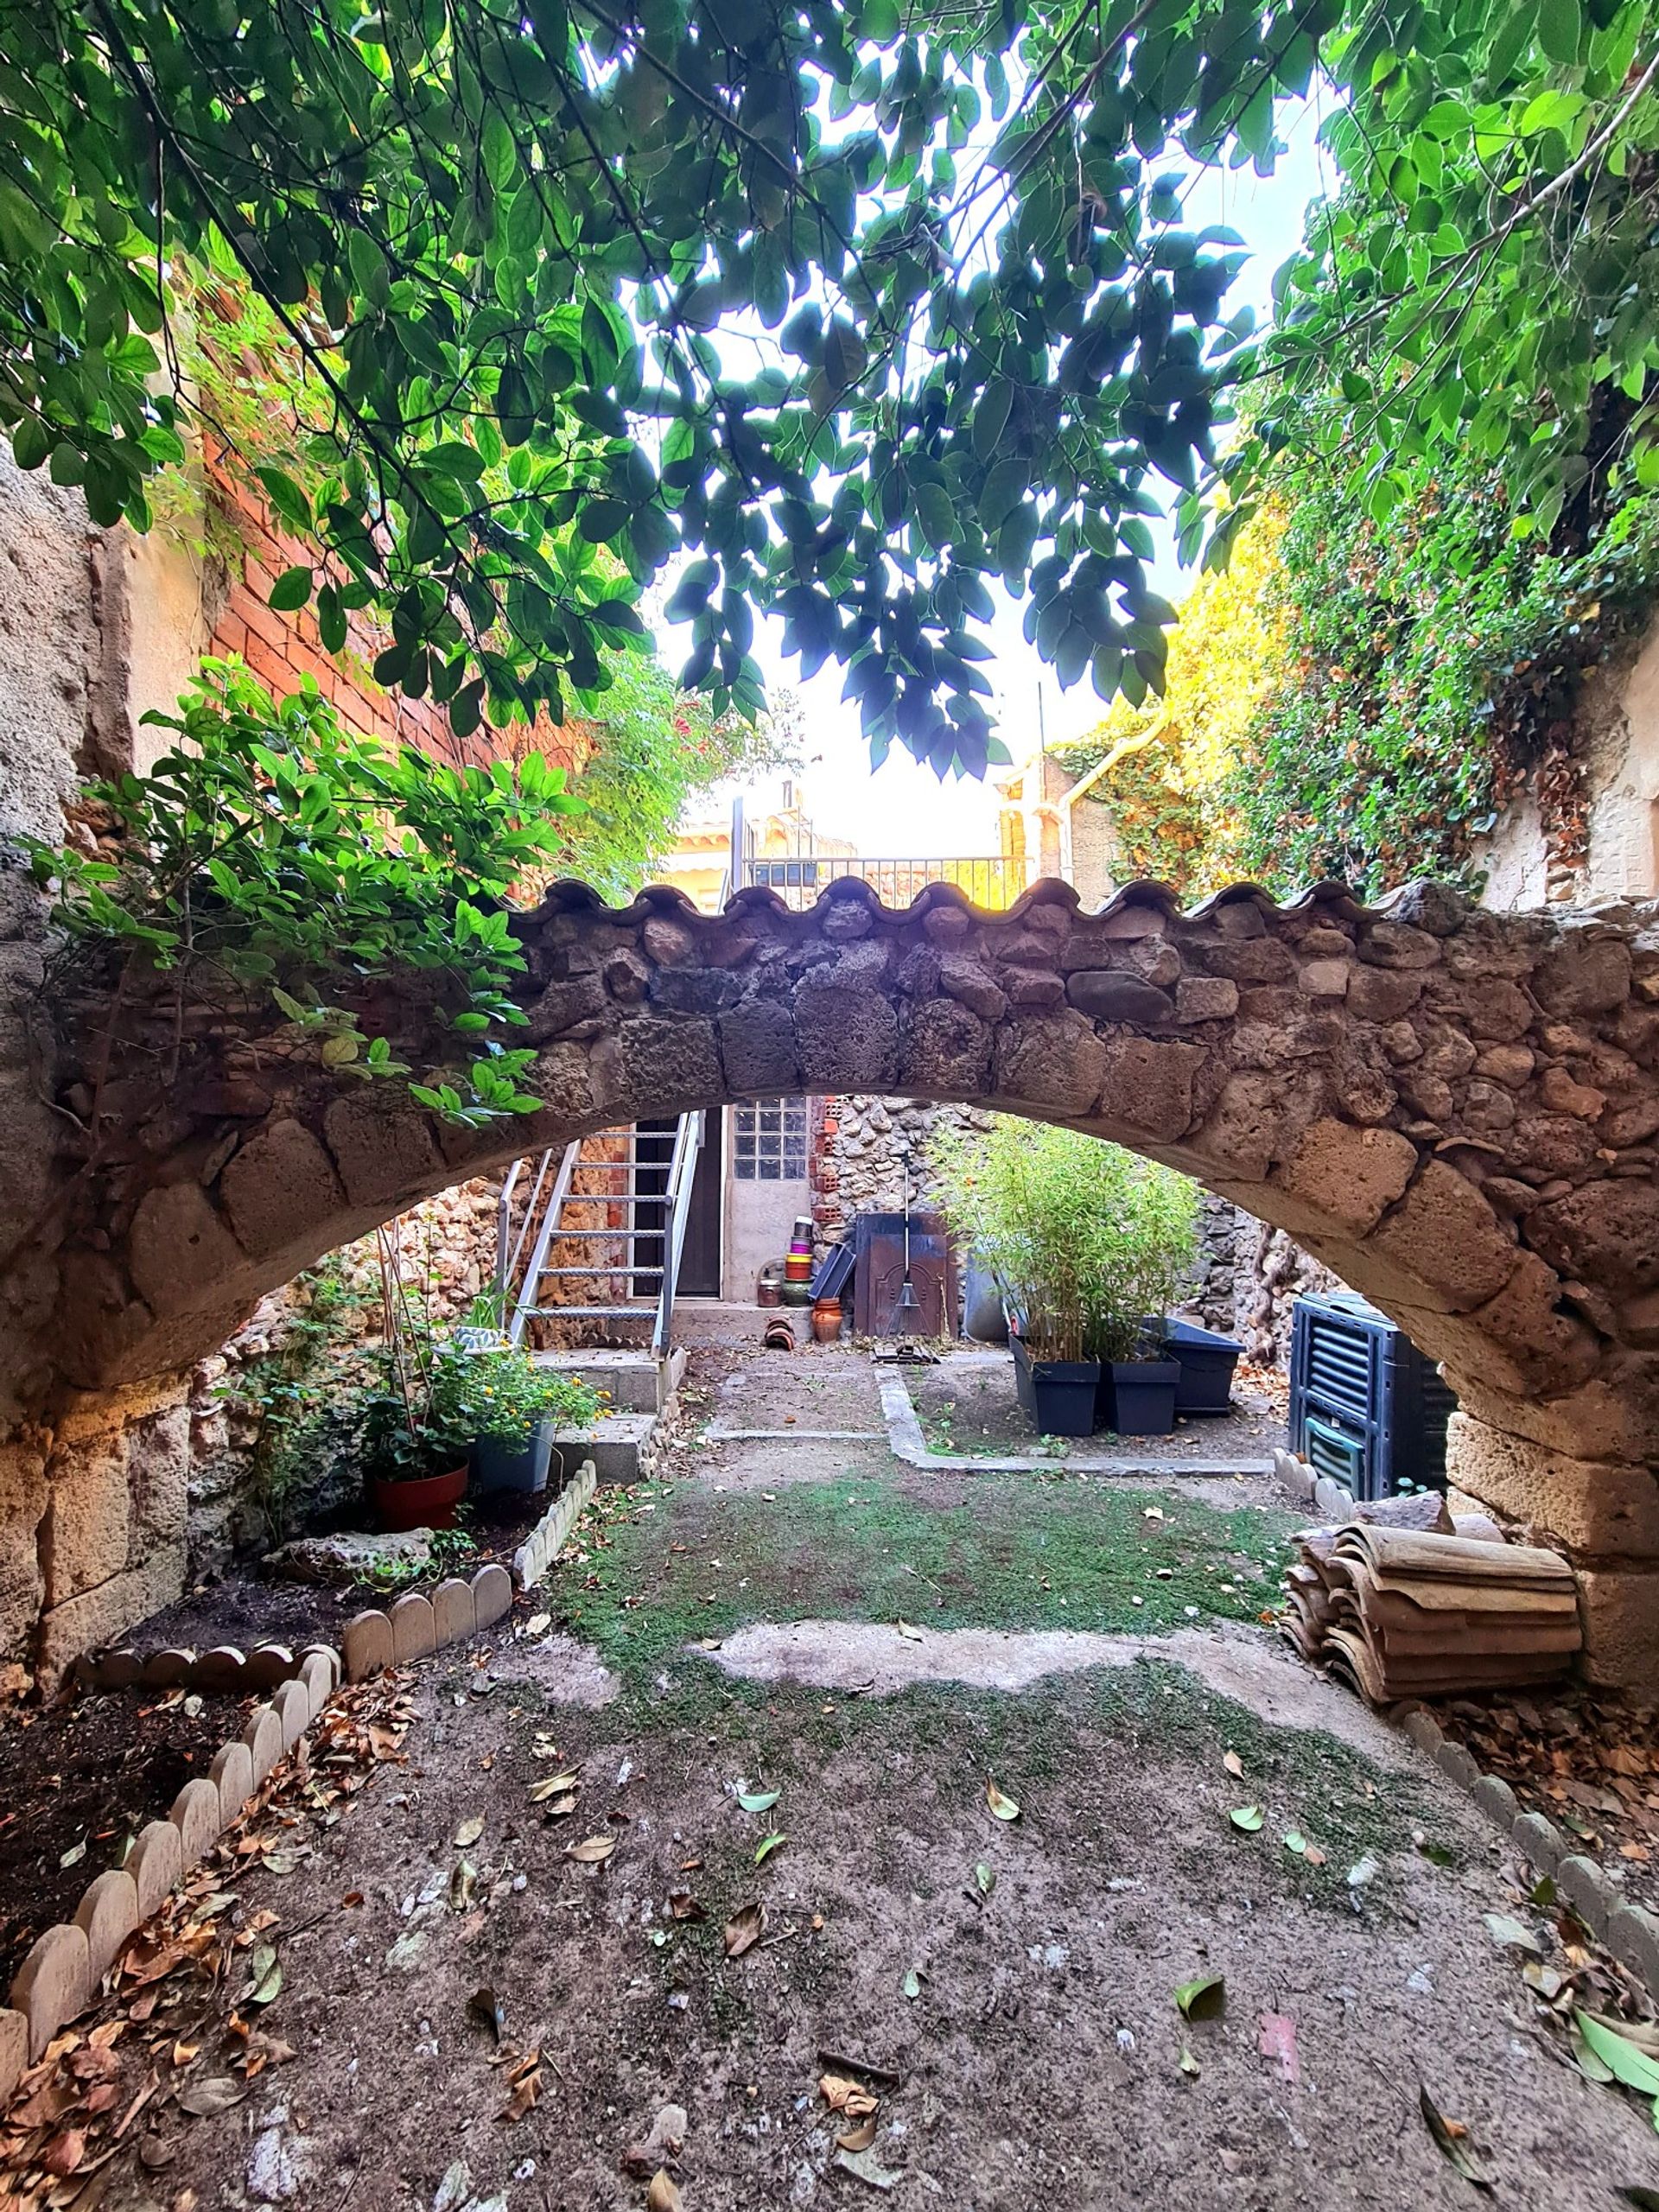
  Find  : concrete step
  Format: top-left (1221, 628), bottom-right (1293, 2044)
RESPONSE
top-left (550, 1411), bottom-right (656, 1484)
top-left (531, 1345), bottom-right (686, 1414)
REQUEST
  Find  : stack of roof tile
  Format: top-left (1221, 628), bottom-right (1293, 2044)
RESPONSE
top-left (1282, 1523), bottom-right (1580, 1703)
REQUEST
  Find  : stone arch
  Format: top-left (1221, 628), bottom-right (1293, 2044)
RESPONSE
top-left (19, 872), bottom-right (1659, 1681)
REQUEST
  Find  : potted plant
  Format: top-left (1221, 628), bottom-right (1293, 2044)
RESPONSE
top-left (444, 1337), bottom-right (604, 1497)
top-left (1160, 1318), bottom-right (1246, 1415)
top-left (356, 1230), bottom-right (474, 1531)
top-left (935, 1121), bottom-right (1198, 1440)
top-left (934, 1121), bottom-right (1108, 1438)
top-left (1083, 1148), bottom-right (1198, 1437)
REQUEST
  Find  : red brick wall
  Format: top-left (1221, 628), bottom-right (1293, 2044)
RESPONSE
top-left (809, 1096), bottom-right (843, 1253)
top-left (206, 462), bottom-right (587, 780)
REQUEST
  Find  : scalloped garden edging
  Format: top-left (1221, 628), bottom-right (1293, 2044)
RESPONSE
top-left (0, 1544), bottom-right (543, 2105)
top-left (511, 1457), bottom-right (597, 1590)
top-left (0, 1643), bottom-right (343, 2101)
top-left (1395, 1701), bottom-right (1659, 1999)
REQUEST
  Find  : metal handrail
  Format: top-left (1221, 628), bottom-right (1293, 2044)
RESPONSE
top-left (495, 1147), bottom-right (557, 1325)
top-left (652, 1109), bottom-right (705, 1357)
top-left (506, 1138), bottom-right (581, 1344)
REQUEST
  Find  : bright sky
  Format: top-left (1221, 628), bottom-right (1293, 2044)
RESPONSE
top-left (715, 97), bottom-right (1331, 858)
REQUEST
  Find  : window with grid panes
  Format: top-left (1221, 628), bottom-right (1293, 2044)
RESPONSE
top-left (733, 1098), bottom-right (807, 1180)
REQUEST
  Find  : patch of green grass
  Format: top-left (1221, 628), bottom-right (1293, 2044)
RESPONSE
top-left (562, 1472), bottom-right (1301, 1688)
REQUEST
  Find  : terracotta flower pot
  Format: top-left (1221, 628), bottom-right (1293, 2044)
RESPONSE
top-left (371, 1463), bottom-right (468, 1532)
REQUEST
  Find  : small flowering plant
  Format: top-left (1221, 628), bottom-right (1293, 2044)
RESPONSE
top-left (432, 1343), bottom-right (603, 1448)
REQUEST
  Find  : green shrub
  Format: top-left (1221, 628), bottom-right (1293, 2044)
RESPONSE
top-left (933, 1121), bottom-right (1197, 1363)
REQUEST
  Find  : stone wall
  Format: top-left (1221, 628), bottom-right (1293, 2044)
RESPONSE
top-left (813, 1095), bottom-right (995, 1255)
top-left (1189, 1192), bottom-right (1345, 1363)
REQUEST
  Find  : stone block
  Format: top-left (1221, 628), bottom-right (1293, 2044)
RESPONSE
top-left (1471, 1774), bottom-right (1520, 1829)
top-left (0, 2006), bottom-right (25, 2106)
top-left (1175, 976), bottom-right (1238, 1024)
top-left (1510, 1810), bottom-right (1564, 1875)
top-left (1095, 1039), bottom-right (1200, 1143)
top-left (0, 1437), bottom-right (48, 1677)
top-left (209, 1739), bottom-right (254, 1825)
top-left (938, 954), bottom-right (1007, 1022)
top-left (432, 1579), bottom-right (475, 1650)
top-left (1065, 971), bottom-right (1176, 1024)
top-left (127, 1821), bottom-right (182, 1920)
top-left (1445, 1414), bottom-right (1659, 1560)
top-left (389, 1592), bottom-right (436, 1664)
top-left (472, 1562), bottom-right (512, 1629)
top-left (272, 1677), bottom-right (310, 1750)
top-left (1605, 1902), bottom-right (1659, 1994)
top-left (322, 1095), bottom-right (444, 1210)
top-left (605, 1013), bottom-right (726, 1118)
top-left (127, 1182), bottom-right (244, 1319)
top-left (716, 1002), bottom-right (800, 1095)
top-left (899, 997), bottom-right (992, 1095)
top-left (1363, 1160), bottom-right (1519, 1314)
top-left (170, 1778), bottom-right (222, 1869)
top-left (219, 1123), bottom-right (345, 1265)
top-left (36, 1548), bottom-right (187, 1688)
top-left (1346, 966), bottom-right (1425, 1023)
top-left (40, 1436), bottom-right (131, 1606)
top-left (124, 1400), bottom-right (190, 1556)
top-left (11, 1924), bottom-right (90, 2060)
top-left (244, 1644), bottom-right (296, 1689)
top-left (793, 984), bottom-right (899, 1094)
top-left (1434, 1739), bottom-right (1480, 1789)
top-left (1575, 1568), bottom-right (1659, 1688)
top-left (992, 1012), bottom-right (1107, 1117)
top-left (1528, 1181), bottom-right (1659, 1302)
top-left (1556, 1853), bottom-right (1615, 1935)
top-left (298, 1649), bottom-right (335, 1721)
top-left (1401, 1710), bottom-right (1443, 1757)
top-left (73, 1868), bottom-right (138, 1986)
top-left (342, 1609), bottom-right (393, 1681)
top-left (141, 1647), bottom-right (197, 1688)
top-left (1271, 1118), bottom-right (1417, 1239)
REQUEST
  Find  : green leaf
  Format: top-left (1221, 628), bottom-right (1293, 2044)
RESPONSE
top-left (1536, 0), bottom-right (1581, 67)
top-left (1227, 1805), bottom-right (1263, 1833)
top-left (753, 1832), bottom-right (787, 1865)
top-left (1419, 2084), bottom-right (1491, 2191)
top-left (735, 1786), bottom-right (779, 1813)
top-left (1577, 2013), bottom-right (1659, 2098)
top-left (1173, 1974), bottom-right (1224, 2020)
top-left (269, 565), bottom-right (313, 612)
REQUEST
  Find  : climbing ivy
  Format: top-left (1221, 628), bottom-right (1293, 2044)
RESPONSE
top-left (1064, 444), bottom-right (1659, 900)
top-left (22, 660), bottom-right (582, 1126)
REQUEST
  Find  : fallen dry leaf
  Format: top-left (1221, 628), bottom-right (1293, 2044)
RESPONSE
top-left (530, 1772), bottom-right (582, 1802)
top-left (723, 1902), bottom-right (765, 1958)
top-left (668, 1891), bottom-right (705, 1923)
top-left (454, 1815), bottom-right (485, 1848)
top-left (567, 1834), bottom-right (616, 1864)
top-left (645, 2172), bottom-right (683, 2212)
top-left (836, 2115), bottom-right (879, 2152)
top-left (985, 1778), bottom-right (1020, 1822)
top-left (819, 2074), bottom-right (879, 2120)
top-left (1223, 1751), bottom-right (1244, 1778)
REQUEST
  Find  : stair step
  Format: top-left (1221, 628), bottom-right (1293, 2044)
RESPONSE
top-left (520, 1305), bottom-right (655, 1319)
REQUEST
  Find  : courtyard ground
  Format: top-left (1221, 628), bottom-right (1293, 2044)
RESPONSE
top-left (7, 1345), bottom-right (1659, 2211)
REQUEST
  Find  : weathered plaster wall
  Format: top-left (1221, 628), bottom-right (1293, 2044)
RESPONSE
top-left (1582, 622), bottom-right (1659, 905)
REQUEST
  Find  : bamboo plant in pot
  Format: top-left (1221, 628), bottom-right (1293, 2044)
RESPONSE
top-left (935, 1121), bottom-right (1198, 1440)
top-left (358, 1228), bottom-right (476, 1532)
top-left (1082, 1147), bottom-right (1199, 1437)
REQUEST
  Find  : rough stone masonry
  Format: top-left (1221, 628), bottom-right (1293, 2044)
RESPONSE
top-left (6, 871), bottom-right (1659, 1685)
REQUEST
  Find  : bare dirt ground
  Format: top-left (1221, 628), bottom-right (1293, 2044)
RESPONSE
top-left (10, 1345), bottom-right (1659, 2211)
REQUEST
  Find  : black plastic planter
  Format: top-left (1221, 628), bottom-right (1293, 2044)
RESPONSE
top-left (1010, 1333), bottom-right (1102, 1439)
top-left (1099, 1358), bottom-right (1181, 1437)
top-left (1164, 1319), bottom-right (1244, 1416)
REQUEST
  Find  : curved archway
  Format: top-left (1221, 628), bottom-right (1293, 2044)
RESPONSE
top-left (26, 872), bottom-right (1659, 1682)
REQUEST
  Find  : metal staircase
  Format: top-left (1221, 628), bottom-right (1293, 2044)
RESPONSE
top-left (497, 1115), bottom-right (706, 1356)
